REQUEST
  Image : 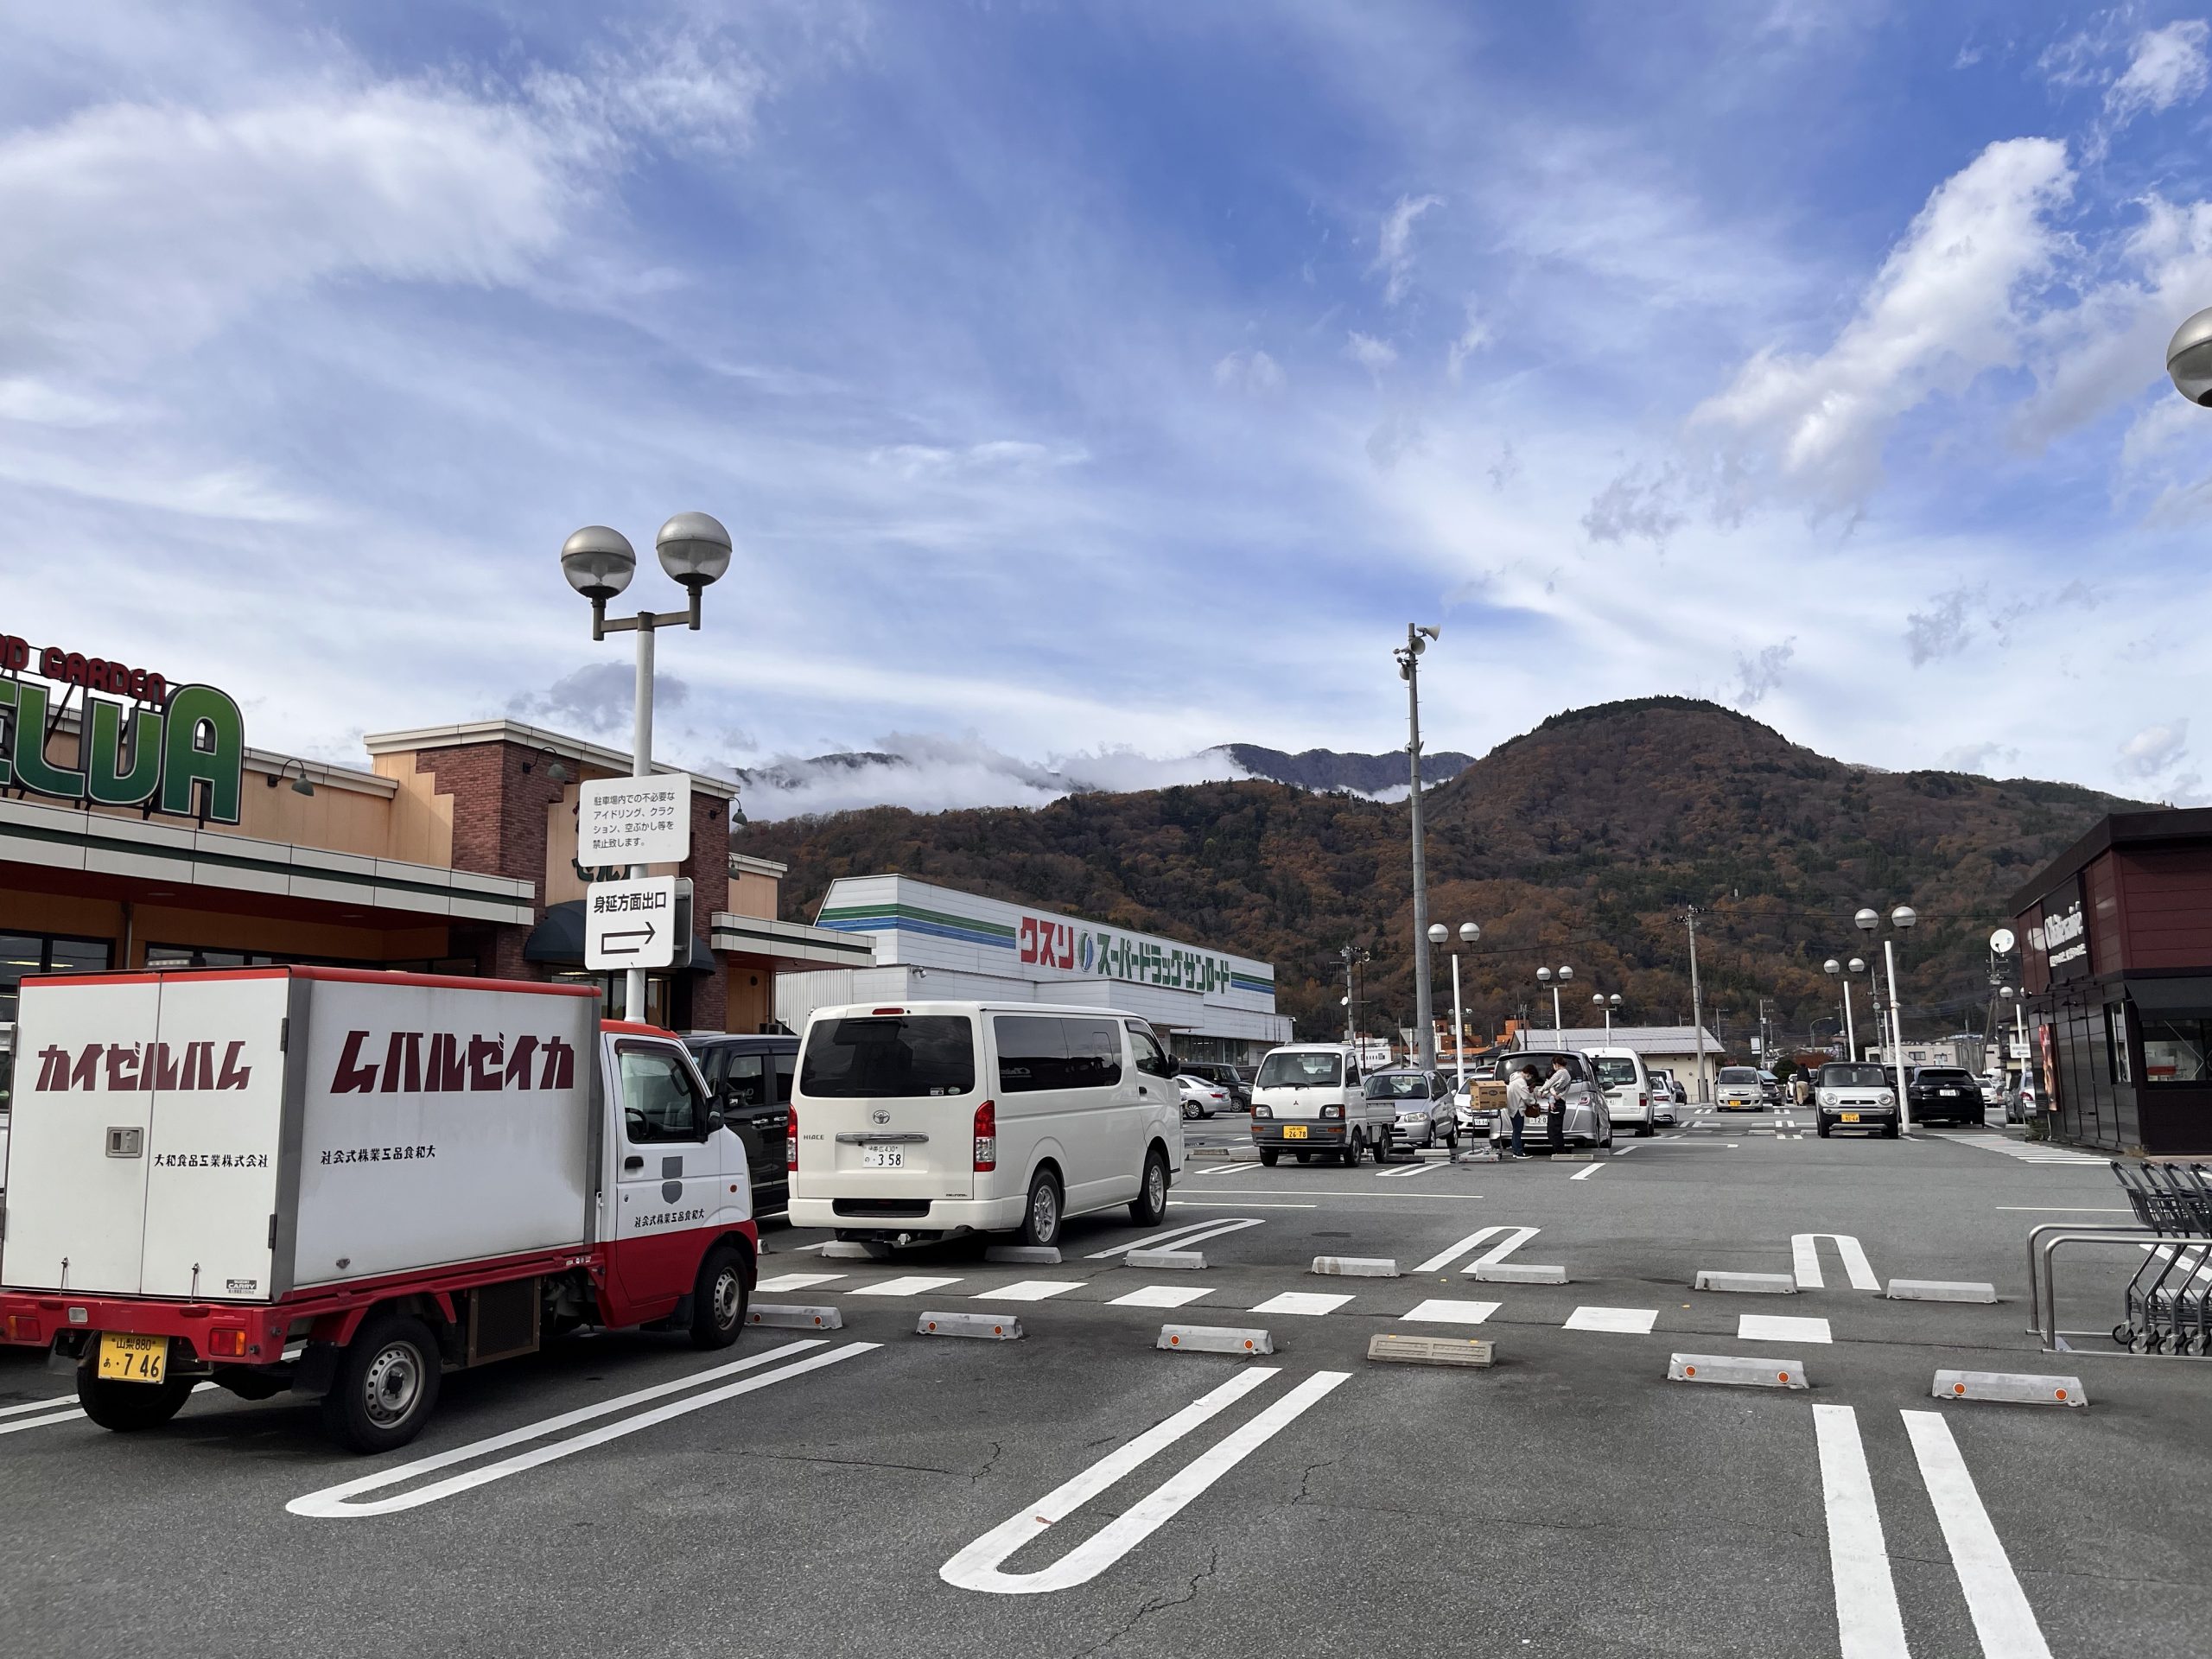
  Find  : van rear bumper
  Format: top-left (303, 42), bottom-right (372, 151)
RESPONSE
top-left (788, 1196), bottom-right (1024, 1236)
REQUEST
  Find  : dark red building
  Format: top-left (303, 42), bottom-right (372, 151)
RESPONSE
top-left (2010, 807), bottom-right (2212, 1155)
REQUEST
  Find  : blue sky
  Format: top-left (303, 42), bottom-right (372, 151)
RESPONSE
top-left (3, 1), bottom-right (2209, 813)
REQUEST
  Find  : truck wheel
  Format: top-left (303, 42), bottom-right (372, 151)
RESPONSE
top-left (322, 1313), bottom-right (442, 1455)
top-left (1258, 1149), bottom-right (1279, 1166)
top-left (76, 1371), bottom-right (194, 1433)
top-left (1020, 1169), bottom-right (1063, 1248)
top-left (690, 1243), bottom-right (751, 1350)
top-left (1372, 1130), bottom-right (1391, 1165)
top-left (1129, 1150), bottom-right (1170, 1225)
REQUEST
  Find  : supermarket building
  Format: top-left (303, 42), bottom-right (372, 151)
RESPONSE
top-left (776, 874), bottom-right (1292, 1064)
top-left (0, 637), bottom-right (866, 1106)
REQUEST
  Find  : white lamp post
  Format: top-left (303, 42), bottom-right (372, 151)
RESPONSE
top-left (1535, 964), bottom-right (1573, 1033)
top-left (1591, 990), bottom-right (1622, 1037)
top-left (1427, 920), bottom-right (1481, 1092)
top-left (1855, 906), bottom-right (1917, 1129)
top-left (561, 513), bottom-right (733, 1022)
top-left (1824, 957), bottom-right (1858, 1058)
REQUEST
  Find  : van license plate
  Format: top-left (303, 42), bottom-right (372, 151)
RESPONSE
top-left (1282, 1125), bottom-right (1307, 1140)
top-left (97, 1333), bottom-right (168, 1384)
top-left (1840, 1113), bottom-right (1860, 1124)
top-left (861, 1147), bottom-right (904, 1169)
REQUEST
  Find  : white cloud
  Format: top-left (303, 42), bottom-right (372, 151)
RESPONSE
top-left (1904, 587), bottom-right (1983, 667)
top-left (1687, 138), bottom-right (2074, 516)
top-left (1372, 193), bottom-right (1443, 305)
top-left (2119, 718), bottom-right (2190, 778)
top-left (735, 734), bottom-right (1248, 819)
top-left (1732, 638), bottom-right (1796, 707)
top-left (1345, 331), bottom-right (1398, 378)
top-left (1445, 298), bottom-right (1491, 378)
top-left (1581, 464), bottom-right (1685, 545)
top-left (2105, 19), bottom-right (2209, 126)
top-left (1938, 740), bottom-right (2019, 774)
top-left (512, 664), bottom-right (690, 737)
top-left (867, 440), bottom-right (1086, 480)
top-left (1213, 348), bottom-right (1286, 393)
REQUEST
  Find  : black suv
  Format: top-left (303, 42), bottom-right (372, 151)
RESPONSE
top-left (1176, 1061), bottom-right (1251, 1110)
top-left (684, 1033), bottom-right (799, 1217)
top-left (1906, 1065), bottom-right (1984, 1127)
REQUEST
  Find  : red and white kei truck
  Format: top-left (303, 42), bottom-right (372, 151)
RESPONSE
top-left (0, 966), bottom-right (758, 1452)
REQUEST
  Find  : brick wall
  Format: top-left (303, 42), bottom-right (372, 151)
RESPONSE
top-left (416, 741), bottom-right (570, 981)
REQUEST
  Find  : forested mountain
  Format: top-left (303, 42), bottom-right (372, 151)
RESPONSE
top-left (1223, 744), bottom-right (1474, 793)
top-left (738, 698), bottom-right (2143, 1050)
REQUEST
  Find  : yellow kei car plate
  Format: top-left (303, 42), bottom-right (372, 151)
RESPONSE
top-left (1840, 1112), bottom-right (1860, 1123)
top-left (97, 1332), bottom-right (168, 1384)
top-left (1283, 1124), bottom-right (1308, 1140)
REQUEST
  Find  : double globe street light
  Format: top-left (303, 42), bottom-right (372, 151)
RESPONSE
top-left (1427, 920), bottom-right (1480, 1094)
top-left (1855, 906), bottom-right (1917, 1129)
top-left (1591, 990), bottom-right (1623, 1036)
top-left (1822, 956), bottom-right (1868, 1058)
top-left (559, 513), bottom-right (734, 1020)
top-left (1535, 964), bottom-right (1573, 1033)
top-left (2170, 308), bottom-right (2212, 406)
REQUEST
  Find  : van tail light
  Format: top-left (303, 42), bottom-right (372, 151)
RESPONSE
top-left (786, 1105), bottom-right (798, 1172)
top-left (974, 1099), bottom-right (997, 1172)
top-left (4, 1313), bottom-right (41, 1344)
top-left (207, 1326), bottom-right (248, 1358)
top-left (1320, 1103), bottom-right (1343, 1121)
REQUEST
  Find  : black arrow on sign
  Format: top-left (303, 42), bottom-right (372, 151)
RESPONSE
top-left (598, 922), bottom-right (658, 956)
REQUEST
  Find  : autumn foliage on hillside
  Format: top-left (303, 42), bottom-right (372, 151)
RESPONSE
top-left (740, 699), bottom-right (2139, 1047)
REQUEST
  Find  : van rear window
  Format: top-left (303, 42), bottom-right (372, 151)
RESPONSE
top-left (801, 1016), bottom-right (976, 1099)
top-left (1592, 1058), bottom-right (1640, 1088)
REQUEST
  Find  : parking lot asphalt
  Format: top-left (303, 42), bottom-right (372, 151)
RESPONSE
top-left (3, 1108), bottom-right (2204, 1658)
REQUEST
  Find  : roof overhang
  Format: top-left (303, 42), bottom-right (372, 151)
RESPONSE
top-left (709, 912), bottom-right (874, 971)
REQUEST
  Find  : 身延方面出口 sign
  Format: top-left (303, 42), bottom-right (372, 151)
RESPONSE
top-left (0, 631), bottom-right (244, 823)
top-left (579, 775), bottom-right (692, 866)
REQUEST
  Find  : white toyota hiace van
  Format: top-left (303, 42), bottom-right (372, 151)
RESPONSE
top-left (1247, 1042), bottom-right (1392, 1166)
top-left (1588, 1046), bottom-right (1657, 1136)
top-left (786, 1001), bottom-right (1185, 1250)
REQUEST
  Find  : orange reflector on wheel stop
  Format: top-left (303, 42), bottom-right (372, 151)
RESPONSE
top-left (1683, 1364), bottom-right (1696, 1377)
top-left (1955, 1382), bottom-right (1968, 1395)
top-left (1777, 1371), bottom-right (1790, 1384)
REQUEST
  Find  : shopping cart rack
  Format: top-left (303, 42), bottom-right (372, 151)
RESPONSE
top-left (2110, 1162), bottom-right (2212, 1356)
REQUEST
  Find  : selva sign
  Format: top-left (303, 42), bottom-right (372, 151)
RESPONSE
top-left (0, 632), bottom-right (245, 823)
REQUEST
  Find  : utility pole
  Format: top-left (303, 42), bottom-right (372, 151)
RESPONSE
top-left (1395, 624), bottom-right (1442, 1070)
top-left (1687, 906), bottom-right (1707, 1103)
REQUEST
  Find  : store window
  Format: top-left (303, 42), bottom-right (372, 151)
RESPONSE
top-left (0, 932), bottom-right (113, 1024)
top-left (2140, 1016), bottom-right (2211, 1084)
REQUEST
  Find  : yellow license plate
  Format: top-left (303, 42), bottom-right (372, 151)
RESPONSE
top-left (1282, 1124), bottom-right (1308, 1140)
top-left (98, 1332), bottom-right (168, 1384)
top-left (1840, 1113), bottom-right (1860, 1123)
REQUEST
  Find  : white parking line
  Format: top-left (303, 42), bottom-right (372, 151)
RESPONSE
top-left (969, 1281), bottom-right (1084, 1302)
top-left (1569, 1163), bottom-right (1605, 1181)
top-left (1187, 1161), bottom-right (1263, 1177)
top-left (758, 1273), bottom-right (843, 1293)
top-left (1792, 1232), bottom-right (1880, 1292)
top-left (940, 1368), bottom-right (1348, 1594)
top-left (1086, 1217), bottom-right (1266, 1259)
top-left (851, 1276), bottom-right (963, 1298)
top-left (1412, 1224), bottom-right (1540, 1274)
top-left (1562, 1306), bottom-right (1656, 1334)
top-left (1813, 1405), bottom-right (1910, 1659)
top-left (1739, 1313), bottom-right (1833, 1344)
top-left (1109, 1285), bottom-right (1213, 1309)
top-left (1376, 1160), bottom-right (1445, 1179)
top-left (0, 1408), bottom-right (84, 1436)
top-left (0, 1394), bottom-right (78, 1420)
top-left (288, 1341), bottom-right (874, 1519)
top-left (1249, 1292), bottom-right (1353, 1317)
top-left (1901, 1411), bottom-right (2054, 1658)
top-left (1400, 1299), bottom-right (1499, 1325)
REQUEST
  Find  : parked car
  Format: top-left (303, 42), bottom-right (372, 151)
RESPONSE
top-left (1715, 1066), bottom-right (1766, 1111)
top-left (787, 1002), bottom-right (1185, 1250)
top-left (1758, 1069), bottom-right (1783, 1106)
top-left (1457, 1052), bottom-right (1613, 1150)
top-left (1249, 1043), bottom-right (1389, 1166)
top-left (1813, 1061), bottom-right (1901, 1138)
top-left (1363, 1066), bottom-right (1450, 1151)
top-left (1907, 1065), bottom-right (1984, 1127)
top-left (1977, 1070), bottom-right (2005, 1109)
top-left (1176, 1060), bottom-right (1251, 1109)
top-left (1588, 1047), bottom-right (1658, 1137)
top-left (1173, 1073), bottom-right (1231, 1119)
top-left (686, 1032), bottom-right (799, 1217)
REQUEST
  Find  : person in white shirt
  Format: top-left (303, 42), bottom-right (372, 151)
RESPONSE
top-left (1503, 1065), bottom-right (1537, 1158)
top-left (1536, 1058), bottom-right (1573, 1154)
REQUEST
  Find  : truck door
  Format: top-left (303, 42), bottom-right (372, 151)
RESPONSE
top-left (608, 1040), bottom-right (721, 1308)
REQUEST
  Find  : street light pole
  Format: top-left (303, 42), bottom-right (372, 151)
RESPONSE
top-left (560, 514), bottom-right (733, 1023)
top-left (1856, 906), bottom-right (1918, 1130)
top-left (1427, 920), bottom-right (1481, 1090)
top-left (1395, 625), bottom-right (1443, 1070)
top-left (1687, 906), bottom-right (1707, 1103)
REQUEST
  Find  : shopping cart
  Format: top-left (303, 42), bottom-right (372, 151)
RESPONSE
top-left (2109, 1162), bottom-right (2212, 1356)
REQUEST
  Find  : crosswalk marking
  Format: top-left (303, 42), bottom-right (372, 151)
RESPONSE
top-left (1377, 1160), bottom-right (1445, 1179)
top-left (1085, 1217), bottom-right (1266, 1259)
top-left (969, 1281), bottom-right (1084, 1301)
top-left (1109, 1285), bottom-right (1213, 1309)
top-left (1901, 1411), bottom-right (2054, 1659)
top-left (1793, 1232), bottom-right (1880, 1292)
top-left (1739, 1313), bottom-right (1833, 1344)
top-left (1401, 1299), bottom-right (1499, 1325)
top-left (1188, 1161), bottom-right (1263, 1177)
top-left (758, 1272), bottom-right (842, 1293)
top-left (849, 1276), bottom-right (963, 1298)
top-left (1562, 1306), bottom-right (1656, 1334)
top-left (1813, 1405), bottom-right (1910, 1659)
top-left (1250, 1292), bottom-right (1353, 1317)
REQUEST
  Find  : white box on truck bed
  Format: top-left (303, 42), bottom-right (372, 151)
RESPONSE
top-left (4, 970), bottom-right (597, 1301)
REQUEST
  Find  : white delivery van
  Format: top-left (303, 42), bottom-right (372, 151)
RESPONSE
top-left (1588, 1047), bottom-right (1657, 1137)
top-left (785, 1002), bottom-right (1184, 1251)
top-left (1247, 1043), bottom-right (1389, 1166)
top-left (0, 967), bottom-right (756, 1452)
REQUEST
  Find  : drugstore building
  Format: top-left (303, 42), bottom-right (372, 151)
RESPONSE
top-left (0, 635), bottom-right (865, 1109)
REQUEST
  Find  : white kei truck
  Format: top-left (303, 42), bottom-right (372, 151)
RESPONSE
top-left (0, 967), bottom-right (758, 1452)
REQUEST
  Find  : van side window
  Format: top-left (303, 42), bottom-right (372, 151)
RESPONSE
top-left (620, 1047), bottom-right (700, 1144)
top-left (1126, 1024), bottom-right (1173, 1078)
top-left (994, 1015), bottom-right (1123, 1092)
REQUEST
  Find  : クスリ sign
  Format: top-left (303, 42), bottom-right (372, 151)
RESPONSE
top-left (579, 774), bottom-right (692, 866)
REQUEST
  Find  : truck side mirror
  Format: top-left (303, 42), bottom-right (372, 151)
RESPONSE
top-left (704, 1109), bottom-right (725, 1138)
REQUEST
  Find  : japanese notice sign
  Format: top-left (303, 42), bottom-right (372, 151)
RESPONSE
top-left (585, 876), bottom-right (678, 970)
top-left (578, 774), bottom-right (691, 866)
